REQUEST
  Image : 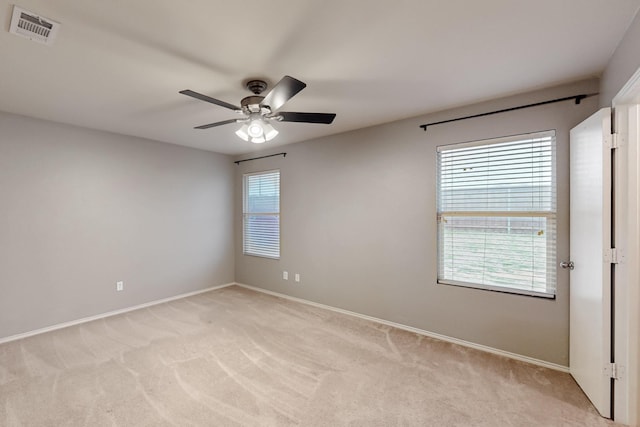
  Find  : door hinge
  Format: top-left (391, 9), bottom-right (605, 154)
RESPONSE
top-left (604, 248), bottom-right (621, 264)
top-left (604, 362), bottom-right (624, 380)
top-left (606, 133), bottom-right (620, 149)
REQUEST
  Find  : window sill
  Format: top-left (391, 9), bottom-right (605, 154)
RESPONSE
top-left (437, 279), bottom-right (556, 299)
top-left (243, 252), bottom-right (280, 260)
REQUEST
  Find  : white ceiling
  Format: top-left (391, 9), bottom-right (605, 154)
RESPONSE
top-left (0, 0), bottom-right (638, 155)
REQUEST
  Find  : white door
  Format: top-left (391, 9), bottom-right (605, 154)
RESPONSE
top-left (569, 108), bottom-right (613, 418)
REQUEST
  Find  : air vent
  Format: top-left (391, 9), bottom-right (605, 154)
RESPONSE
top-left (9, 6), bottom-right (60, 46)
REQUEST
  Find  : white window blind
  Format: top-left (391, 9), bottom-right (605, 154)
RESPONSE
top-left (437, 131), bottom-right (557, 297)
top-left (243, 170), bottom-right (280, 259)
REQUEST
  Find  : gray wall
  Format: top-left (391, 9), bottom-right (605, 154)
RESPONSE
top-left (234, 79), bottom-right (599, 366)
top-left (600, 9), bottom-right (640, 106)
top-left (0, 112), bottom-right (235, 339)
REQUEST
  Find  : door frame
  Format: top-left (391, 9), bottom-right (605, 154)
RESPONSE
top-left (611, 67), bottom-right (640, 426)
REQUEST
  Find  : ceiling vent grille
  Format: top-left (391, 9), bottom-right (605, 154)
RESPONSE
top-left (9, 6), bottom-right (60, 46)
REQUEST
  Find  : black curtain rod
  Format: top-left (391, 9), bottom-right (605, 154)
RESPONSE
top-left (234, 152), bottom-right (287, 165)
top-left (419, 93), bottom-right (597, 131)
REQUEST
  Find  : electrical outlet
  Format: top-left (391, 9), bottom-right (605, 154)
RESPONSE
top-left (295, 273), bottom-right (300, 283)
top-left (116, 281), bottom-right (124, 291)
top-left (283, 271), bottom-right (288, 280)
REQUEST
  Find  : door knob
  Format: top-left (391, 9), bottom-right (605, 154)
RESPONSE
top-left (560, 261), bottom-right (574, 270)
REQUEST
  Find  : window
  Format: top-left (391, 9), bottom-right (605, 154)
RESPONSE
top-left (243, 170), bottom-right (280, 258)
top-left (437, 131), bottom-right (556, 298)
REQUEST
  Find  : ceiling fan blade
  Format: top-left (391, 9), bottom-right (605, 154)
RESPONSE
top-left (278, 112), bottom-right (336, 124)
top-left (180, 89), bottom-right (240, 111)
top-left (194, 118), bottom-right (239, 129)
top-left (261, 76), bottom-right (307, 111)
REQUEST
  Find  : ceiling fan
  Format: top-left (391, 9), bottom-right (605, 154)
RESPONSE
top-left (180, 76), bottom-right (336, 144)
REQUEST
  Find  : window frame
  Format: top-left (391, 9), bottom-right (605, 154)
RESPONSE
top-left (242, 169), bottom-right (280, 259)
top-left (436, 130), bottom-right (557, 299)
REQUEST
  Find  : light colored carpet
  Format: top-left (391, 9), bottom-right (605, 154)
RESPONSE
top-left (0, 285), bottom-right (619, 426)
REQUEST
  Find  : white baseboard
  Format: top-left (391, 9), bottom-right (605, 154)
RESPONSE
top-left (0, 282), bottom-right (236, 345)
top-left (235, 282), bottom-right (570, 373)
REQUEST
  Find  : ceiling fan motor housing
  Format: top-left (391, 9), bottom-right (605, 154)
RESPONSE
top-left (242, 80), bottom-right (270, 114)
top-left (241, 95), bottom-right (268, 114)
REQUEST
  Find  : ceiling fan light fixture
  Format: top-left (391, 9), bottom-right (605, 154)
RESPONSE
top-left (235, 124), bottom-right (250, 141)
top-left (247, 120), bottom-right (264, 138)
top-left (262, 122), bottom-right (279, 141)
top-left (235, 119), bottom-right (278, 144)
